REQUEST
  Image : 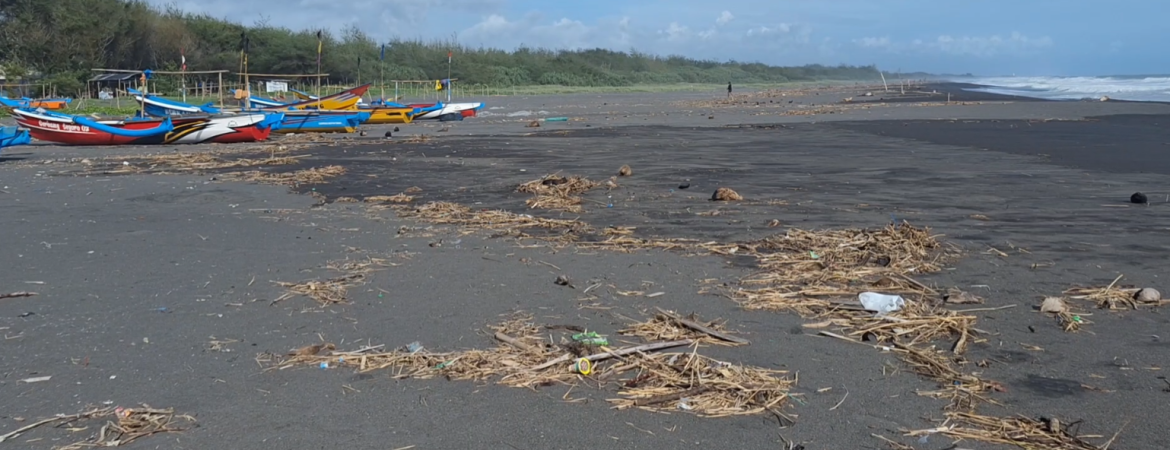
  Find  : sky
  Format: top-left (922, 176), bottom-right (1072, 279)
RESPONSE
top-left (147, 0), bottom-right (1166, 76)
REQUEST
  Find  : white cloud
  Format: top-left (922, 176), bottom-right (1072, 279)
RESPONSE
top-left (853, 36), bottom-right (891, 48)
top-left (716, 11), bottom-right (735, 26)
top-left (746, 23), bottom-right (792, 36)
top-left (857, 32), bottom-right (1053, 57)
top-left (660, 22), bottom-right (691, 42)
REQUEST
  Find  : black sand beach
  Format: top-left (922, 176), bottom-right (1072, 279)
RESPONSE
top-left (2, 85), bottom-right (1169, 449)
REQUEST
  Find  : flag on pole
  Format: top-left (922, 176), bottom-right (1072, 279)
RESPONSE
top-left (181, 48), bottom-right (186, 71)
top-left (316, 30), bottom-right (323, 66)
top-left (448, 51), bottom-right (452, 63)
top-left (380, 44), bottom-right (385, 61)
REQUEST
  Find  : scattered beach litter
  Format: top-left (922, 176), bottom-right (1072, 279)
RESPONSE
top-left (858, 292), bottom-right (904, 314)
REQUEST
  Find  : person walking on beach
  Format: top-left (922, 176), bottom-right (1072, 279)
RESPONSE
top-left (727, 82), bottom-right (732, 98)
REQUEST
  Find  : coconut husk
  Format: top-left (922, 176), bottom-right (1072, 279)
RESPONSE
top-left (711, 187), bottom-right (743, 201)
top-left (1134, 288), bottom-right (1163, 304)
top-left (526, 120), bottom-right (540, 128)
top-left (618, 164), bottom-right (633, 176)
top-left (1039, 297), bottom-right (1068, 313)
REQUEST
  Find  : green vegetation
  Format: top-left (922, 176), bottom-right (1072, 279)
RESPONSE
top-left (2, 0), bottom-right (895, 97)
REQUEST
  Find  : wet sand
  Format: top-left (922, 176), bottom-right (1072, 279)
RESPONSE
top-left (2, 84), bottom-right (1169, 449)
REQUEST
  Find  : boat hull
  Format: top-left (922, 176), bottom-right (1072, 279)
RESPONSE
top-left (408, 102), bottom-right (485, 120)
top-left (361, 107), bottom-right (414, 124)
top-left (13, 110), bottom-right (274, 146)
top-left (274, 111), bottom-right (370, 134)
top-left (263, 85), bottom-right (371, 112)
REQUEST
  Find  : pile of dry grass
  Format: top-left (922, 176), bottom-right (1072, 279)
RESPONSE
top-left (395, 202), bottom-right (592, 238)
top-left (517, 173), bottom-right (601, 212)
top-left (227, 165), bottom-right (347, 186)
top-left (273, 273), bottom-right (365, 306)
top-left (1060, 274), bottom-right (1167, 314)
top-left (721, 223), bottom-right (996, 408)
top-left (733, 222), bottom-right (950, 307)
top-left (619, 309), bottom-right (749, 346)
top-left (265, 314), bottom-right (793, 418)
top-left (272, 255), bottom-right (388, 306)
top-left (365, 194), bottom-right (414, 203)
top-left (76, 150), bottom-right (304, 176)
top-left (906, 412), bottom-right (1119, 450)
top-left (0, 405), bottom-right (194, 449)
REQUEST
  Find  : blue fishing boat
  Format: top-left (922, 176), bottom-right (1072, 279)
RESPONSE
top-left (275, 111), bottom-right (371, 134)
top-left (128, 88), bottom-right (221, 116)
top-left (0, 126), bottom-right (32, 152)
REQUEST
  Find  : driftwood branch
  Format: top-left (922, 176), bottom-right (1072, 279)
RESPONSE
top-left (493, 332), bottom-right (541, 353)
top-left (655, 307), bottom-right (750, 345)
top-left (0, 292), bottom-right (37, 300)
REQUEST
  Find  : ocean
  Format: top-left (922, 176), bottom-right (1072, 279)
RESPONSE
top-left (956, 75), bottom-right (1170, 102)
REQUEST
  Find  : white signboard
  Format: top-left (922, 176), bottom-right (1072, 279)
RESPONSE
top-left (265, 81), bottom-right (288, 93)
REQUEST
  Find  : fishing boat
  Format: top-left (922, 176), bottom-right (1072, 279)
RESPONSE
top-left (129, 88), bottom-right (221, 116)
top-left (274, 110), bottom-right (370, 134)
top-left (0, 97), bottom-right (72, 110)
top-left (408, 102), bottom-right (485, 120)
top-left (289, 89), bottom-right (438, 123)
top-left (126, 90), bottom-right (366, 134)
top-left (11, 108), bottom-right (282, 146)
top-left (0, 126), bottom-right (31, 150)
top-left (231, 91), bottom-right (289, 109)
top-left (262, 84), bottom-right (371, 112)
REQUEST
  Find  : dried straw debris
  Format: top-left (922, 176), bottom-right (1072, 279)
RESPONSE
top-left (272, 255), bottom-right (388, 306)
top-left (619, 309), bottom-right (749, 346)
top-left (265, 314), bottom-right (794, 418)
top-left (272, 273), bottom-right (364, 306)
top-left (0, 405), bottom-right (194, 449)
top-left (906, 412), bottom-right (1118, 450)
top-left (1064, 275), bottom-right (1167, 308)
top-left (517, 173), bottom-right (601, 212)
top-left (395, 202), bottom-right (592, 239)
top-left (365, 194), bottom-right (414, 203)
top-left (227, 165), bottom-right (347, 186)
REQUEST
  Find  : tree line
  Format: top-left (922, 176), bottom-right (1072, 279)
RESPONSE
top-left (1, 0), bottom-right (898, 96)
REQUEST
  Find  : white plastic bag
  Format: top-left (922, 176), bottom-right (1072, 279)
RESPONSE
top-left (859, 292), bottom-right (904, 314)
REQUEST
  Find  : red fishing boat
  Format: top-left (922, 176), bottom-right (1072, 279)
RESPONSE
top-left (11, 108), bottom-right (282, 146)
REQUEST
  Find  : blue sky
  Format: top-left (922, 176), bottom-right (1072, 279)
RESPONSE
top-left (149, 0), bottom-right (1165, 76)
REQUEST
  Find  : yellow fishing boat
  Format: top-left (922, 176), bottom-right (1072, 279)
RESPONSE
top-left (261, 84), bottom-right (370, 112)
top-left (361, 107), bottom-right (415, 124)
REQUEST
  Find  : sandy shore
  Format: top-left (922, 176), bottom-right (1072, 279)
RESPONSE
top-left (2, 84), bottom-right (1169, 449)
